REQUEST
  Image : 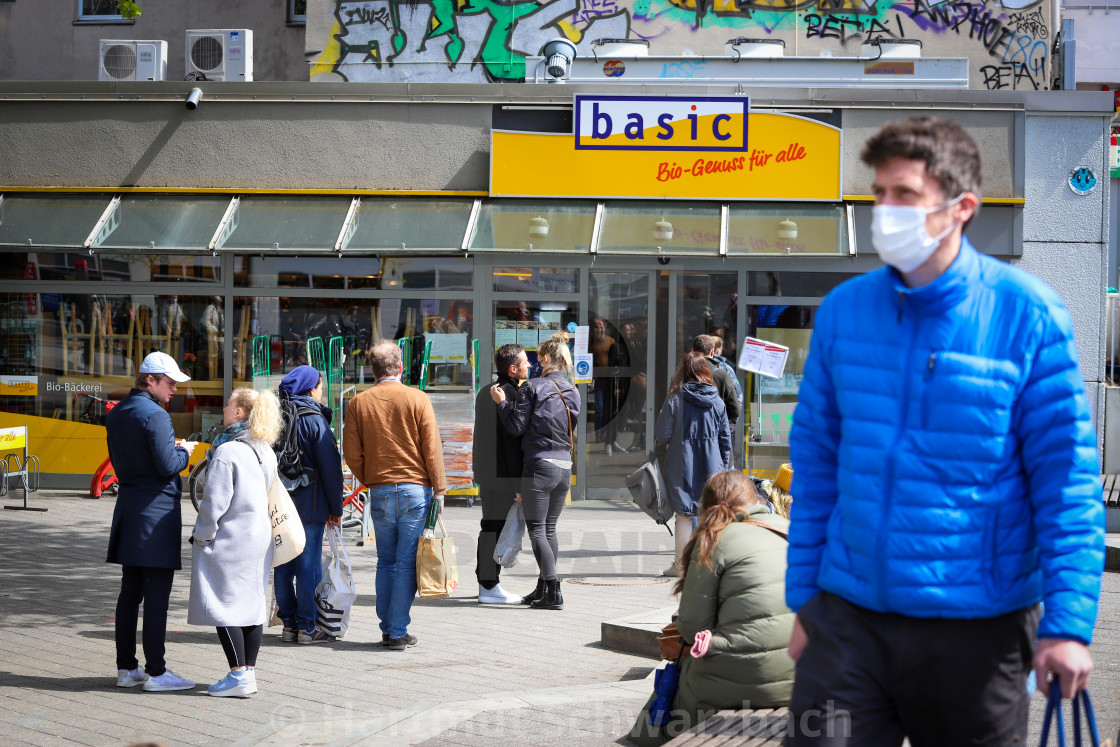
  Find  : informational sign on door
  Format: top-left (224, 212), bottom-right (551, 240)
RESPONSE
top-left (738, 336), bottom-right (790, 379)
top-left (574, 354), bottom-right (593, 384)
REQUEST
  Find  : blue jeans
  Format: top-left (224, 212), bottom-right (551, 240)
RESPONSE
top-left (274, 521), bottom-right (326, 632)
top-left (369, 484), bottom-right (431, 639)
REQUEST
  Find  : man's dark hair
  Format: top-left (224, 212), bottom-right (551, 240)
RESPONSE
top-left (494, 344), bottom-right (525, 376)
top-left (692, 334), bottom-right (715, 355)
top-left (135, 371), bottom-right (164, 389)
top-left (860, 116), bottom-right (983, 228)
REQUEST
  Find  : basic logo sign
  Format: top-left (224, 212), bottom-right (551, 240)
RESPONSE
top-left (574, 95), bottom-right (749, 152)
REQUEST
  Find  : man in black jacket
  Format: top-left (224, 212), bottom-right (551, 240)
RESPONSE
top-left (472, 344), bottom-right (526, 604)
top-left (692, 335), bottom-right (741, 428)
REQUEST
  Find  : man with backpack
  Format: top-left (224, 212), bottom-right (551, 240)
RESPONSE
top-left (275, 365), bottom-right (344, 645)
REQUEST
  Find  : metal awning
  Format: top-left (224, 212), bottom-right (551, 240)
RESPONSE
top-left (0, 192), bottom-right (862, 257)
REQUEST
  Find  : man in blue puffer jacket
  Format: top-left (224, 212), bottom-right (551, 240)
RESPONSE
top-left (786, 117), bottom-right (1104, 745)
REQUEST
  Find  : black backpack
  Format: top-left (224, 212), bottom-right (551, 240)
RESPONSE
top-left (275, 396), bottom-right (322, 482)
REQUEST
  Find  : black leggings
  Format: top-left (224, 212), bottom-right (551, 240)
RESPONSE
top-left (216, 625), bottom-right (263, 668)
top-left (115, 566), bottom-right (175, 677)
top-left (521, 460), bottom-right (570, 581)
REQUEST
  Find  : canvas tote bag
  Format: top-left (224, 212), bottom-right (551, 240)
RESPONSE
top-left (268, 468), bottom-right (305, 567)
top-left (417, 513), bottom-right (459, 598)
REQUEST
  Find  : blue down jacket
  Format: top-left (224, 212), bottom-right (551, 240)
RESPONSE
top-left (655, 382), bottom-right (732, 516)
top-left (286, 394), bottom-right (344, 525)
top-left (788, 239), bottom-right (1104, 645)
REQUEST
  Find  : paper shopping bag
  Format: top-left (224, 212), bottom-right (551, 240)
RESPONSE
top-left (416, 515), bottom-right (458, 599)
top-left (315, 525), bottom-right (357, 639)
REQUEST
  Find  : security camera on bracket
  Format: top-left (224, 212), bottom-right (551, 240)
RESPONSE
top-left (540, 39), bottom-right (578, 83)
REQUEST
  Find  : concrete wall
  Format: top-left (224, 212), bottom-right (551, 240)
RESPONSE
top-left (0, 1), bottom-right (306, 82)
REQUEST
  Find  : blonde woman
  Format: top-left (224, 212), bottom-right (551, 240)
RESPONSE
top-left (188, 388), bottom-right (283, 698)
top-left (490, 333), bottom-right (581, 610)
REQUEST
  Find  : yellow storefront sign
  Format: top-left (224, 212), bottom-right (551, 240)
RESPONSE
top-left (492, 103), bottom-right (841, 201)
top-left (0, 425), bottom-right (27, 452)
top-left (0, 376), bottom-right (38, 396)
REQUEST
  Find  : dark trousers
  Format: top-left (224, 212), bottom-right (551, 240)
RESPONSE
top-left (476, 482), bottom-right (517, 589)
top-left (114, 565), bottom-right (175, 677)
top-left (217, 625), bottom-right (263, 668)
top-left (522, 459), bottom-right (570, 581)
top-left (789, 591), bottom-right (1039, 747)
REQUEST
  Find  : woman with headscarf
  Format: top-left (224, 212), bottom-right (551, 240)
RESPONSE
top-left (189, 387), bottom-right (283, 697)
top-left (490, 333), bottom-right (580, 610)
top-left (274, 365), bottom-right (344, 644)
top-left (655, 351), bottom-right (732, 578)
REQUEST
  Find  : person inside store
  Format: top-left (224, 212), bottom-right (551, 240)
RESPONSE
top-left (590, 316), bottom-right (626, 454)
top-left (472, 344), bottom-right (526, 605)
top-left (620, 321), bottom-right (648, 451)
top-left (786, 116), bottom-right (1104, 744)
top-left (490, 333), bottom-right (580, 610)
top-left (188, 387), bottom-right (283, 697)
top-left (627, 470), bottom-right (794, 746)
top-left (274, 365), bottom-right (344, 645)
top-left (654, 351), bottom-right (732, 579)
top-left (105, 351), bottom-right (198, 692)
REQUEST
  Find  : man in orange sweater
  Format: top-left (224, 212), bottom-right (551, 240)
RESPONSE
top-left (343, 341), bottom-right (447, 651)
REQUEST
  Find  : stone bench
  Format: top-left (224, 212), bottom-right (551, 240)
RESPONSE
top-left (664, 707), bottom-right (789, 746)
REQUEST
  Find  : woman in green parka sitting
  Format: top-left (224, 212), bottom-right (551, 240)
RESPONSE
top-left (628, 470), bottom-right (795, 746)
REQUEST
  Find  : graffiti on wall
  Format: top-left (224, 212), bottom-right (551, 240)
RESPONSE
top-left (307, 0), bottom-right (1052, 89)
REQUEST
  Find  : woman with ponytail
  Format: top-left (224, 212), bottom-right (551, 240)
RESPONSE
top-left (655, 351), bottom-right (732, 578)
top-left (491, 332), bottom-right (580, 610)
top-left (628, 470), bottom-right (794, 746)
top-left (188, 387), bottom-right (283, 698)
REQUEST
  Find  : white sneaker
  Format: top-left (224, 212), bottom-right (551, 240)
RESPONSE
top-left (142, 668), bottom-right (196, 692)
top-left (478, 584), bottom-right (522, 605)
top-left (116, 666), bottom-right (148, 688)
top-left (662, 562), bottom-right (681, 578)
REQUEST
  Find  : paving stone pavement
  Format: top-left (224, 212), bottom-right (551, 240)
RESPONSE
top-left (3, 491), bottom-right (1120, 746)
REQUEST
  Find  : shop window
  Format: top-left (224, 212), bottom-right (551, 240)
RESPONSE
top-left (492, 267), bottom-right (578, 294)
top-left (470, 201), bottom-right (597, 253)
top-left (599, 203), bottom-right (720, 255)
top-left (2, 293), bottom-right (225, 438)
top-left (0, 253), bottom-right (220, 284)
top-left (234, 256), bottom-right (472, 290)
top-left (491, 300), bottom-right (577, 377)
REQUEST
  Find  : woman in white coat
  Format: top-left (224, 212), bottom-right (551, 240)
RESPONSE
top-left (189, 387), bottom-right (283, 698)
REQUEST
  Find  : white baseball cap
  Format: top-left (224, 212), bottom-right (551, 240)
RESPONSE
top-left (139, 351), bottom-right (191, 383)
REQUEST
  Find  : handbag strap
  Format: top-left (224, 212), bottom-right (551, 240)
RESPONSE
top-left (547, 378), bottom-right (575, 456)
top-left (740, 518), bottom-right (789, 540)
top-left (1042, 680), bottom-right (1100, 747)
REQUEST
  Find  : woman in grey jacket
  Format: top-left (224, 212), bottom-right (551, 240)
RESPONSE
top-left (491, 333), bottom-right (580, 610)
top-left (189, 387), bottom-right (283, 698)
top-left (655, 352), bottom-right (732, 577)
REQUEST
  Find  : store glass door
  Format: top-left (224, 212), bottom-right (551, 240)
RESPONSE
top-left (584, 271), bottom-right (654, 500)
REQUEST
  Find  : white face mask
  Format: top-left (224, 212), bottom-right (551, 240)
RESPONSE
top-left (871, 194), bottom-right (964, 273)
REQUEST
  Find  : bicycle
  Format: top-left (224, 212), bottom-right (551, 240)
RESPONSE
top-left (81, 393), bottom-right (121, 498)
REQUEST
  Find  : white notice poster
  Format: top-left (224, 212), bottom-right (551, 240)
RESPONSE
top-left (446, 333), bottom-right (468, 363)
top-left (573, 326), bottom-right (590, 356)
top-left (738, 336), bottom-right (790, 379)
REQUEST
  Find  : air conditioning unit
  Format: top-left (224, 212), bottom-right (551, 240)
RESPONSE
top-left (185, 29), bottom-right (253, 81)
top-left (98, 40), bottom-right (168, 81)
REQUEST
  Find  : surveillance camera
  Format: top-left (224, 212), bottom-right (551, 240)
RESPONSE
top-left (540, 38), bottom-right (577, 82)
top-left (657, 256), bottom-right (671, 265)
top-left (185, 87), bottom-right (203, 110)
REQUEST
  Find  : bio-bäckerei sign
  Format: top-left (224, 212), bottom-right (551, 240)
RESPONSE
top-left (491, 95), bottom-right (841, 201)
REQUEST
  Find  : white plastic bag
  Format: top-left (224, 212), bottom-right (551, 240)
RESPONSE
top-left (493, 502), bottom-right (526, 569)
top-left (314, 525), bottom-right (357, 639)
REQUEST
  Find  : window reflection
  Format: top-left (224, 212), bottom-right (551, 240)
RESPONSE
top-left (234, 256), bottom-right (472, 290)
top-left (492, 267), bottom-right (578, 294)
top-left (0, 252), bottom-right (220, 283)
